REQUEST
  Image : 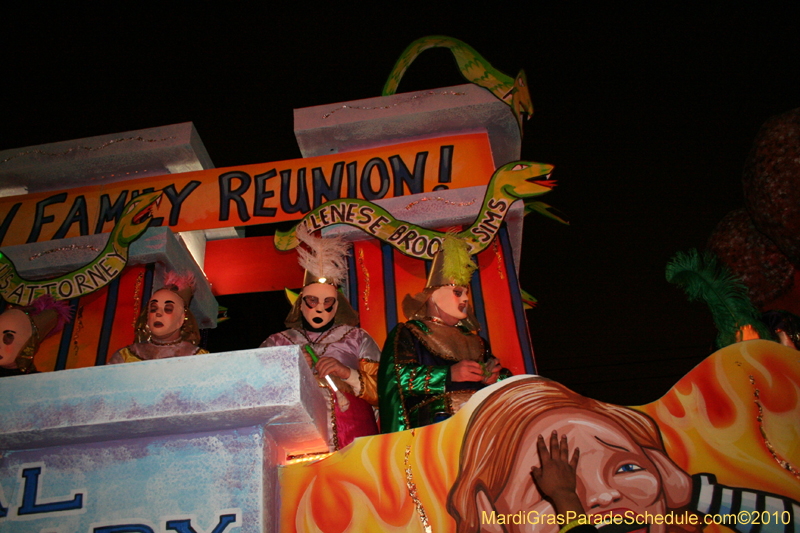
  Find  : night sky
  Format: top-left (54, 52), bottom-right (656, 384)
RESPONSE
top-left (3, 4), bottom-right (799, 405)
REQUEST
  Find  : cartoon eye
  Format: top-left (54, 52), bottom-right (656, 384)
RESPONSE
top-left (616, 464), bottom-right (643, 474)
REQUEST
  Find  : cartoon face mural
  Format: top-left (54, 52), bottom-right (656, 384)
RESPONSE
top-left (447, 379), bottom-right (693, 533)
top-left (147, 289), bottom-right (187, 341)
top-left (429, 285), bottom-right (470, 325)
top-left (0, 308), bottom-right (32, 368)
top-left (279, 341), bottom-right (800, 533)
top-left (478, 408), bottom-right (692, 533)
top-left (301, 283), bottom-right (338, 328)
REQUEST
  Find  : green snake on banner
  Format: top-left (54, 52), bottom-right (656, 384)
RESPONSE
top-left (0, 191), bottom-right (163, 305)
top-left (274, 161), bottom-right (560, 260)
top-left (382, 36), bottom-right (534, 136)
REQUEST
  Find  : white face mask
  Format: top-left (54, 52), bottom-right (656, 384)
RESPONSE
top-left (301, 283), bottom-right (339, 328)
top-left (147, 289), bottom-right (187, 341)
top-left (0, 309), bottom-right (32, 369)
top-left (429, 285), bottom-right (470, 325)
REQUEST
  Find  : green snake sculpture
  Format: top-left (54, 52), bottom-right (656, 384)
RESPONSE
top-left (274, 161), bottom-right (561, 261)
top-left (0, 191), bottom-right (163, 305)
top-left (382, 36), bottom-right (534, 136)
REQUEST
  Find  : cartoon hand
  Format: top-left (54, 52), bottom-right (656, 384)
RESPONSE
top-left (531, 431), bottom-right (585, 517)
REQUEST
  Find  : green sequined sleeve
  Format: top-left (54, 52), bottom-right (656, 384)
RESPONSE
top-left (392, 325), bottom-right (448, 395)
top-left (379, 323), bottom-right (450, 433)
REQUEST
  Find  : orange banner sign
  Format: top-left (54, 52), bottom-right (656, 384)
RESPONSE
top-left (0, 133), bottom-right (495, 246)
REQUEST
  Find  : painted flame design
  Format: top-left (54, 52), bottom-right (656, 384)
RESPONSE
top-left (635, 341), bottom-right (800, 500)
top-left (280, 341), bottom-right (800, 532)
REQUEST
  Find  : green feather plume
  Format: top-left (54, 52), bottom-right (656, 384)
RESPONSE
top-left (442, 232), bottom-right (477, 286)
top-left (666, 249), bottom-right (771, 348)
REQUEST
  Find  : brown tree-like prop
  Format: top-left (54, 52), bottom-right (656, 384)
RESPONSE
top-left (742, 107), bottom-right (800, 266)
top-left (707, 208), bottom-right (795, 308)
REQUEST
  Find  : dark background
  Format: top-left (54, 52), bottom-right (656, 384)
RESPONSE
top-left (3, 3), bottom-right (798, 405)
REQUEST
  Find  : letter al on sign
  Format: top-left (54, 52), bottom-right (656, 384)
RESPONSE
top-left (2, 463), bottom-right (86, 520)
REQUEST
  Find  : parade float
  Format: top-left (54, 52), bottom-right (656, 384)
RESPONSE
top-left (0, 38), bottom-right (797, 533)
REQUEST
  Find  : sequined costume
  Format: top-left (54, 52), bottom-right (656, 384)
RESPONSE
top-left (109, 341), bottom-right (208, 364)
top-left (261, 324), bottom-right (380, 450)
top-left (379, 318), bottom-right (505, 433)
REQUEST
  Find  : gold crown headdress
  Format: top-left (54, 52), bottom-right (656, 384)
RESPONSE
top-left (426, 232), bottom-right (478, 289)
top-left (402, 233), bottom-right (479, 329)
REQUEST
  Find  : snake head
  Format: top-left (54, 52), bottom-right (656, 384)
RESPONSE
top-left (111, 190), bottom-right (164, 246)
top-left (495, 161), bottom-right (555, 200)
top-left (509, 69), bottom-right (534, 136)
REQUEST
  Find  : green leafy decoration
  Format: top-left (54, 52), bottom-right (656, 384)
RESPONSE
top-left (442, 232), bottom-right (477, 287)
top-left (666, 249), bottom-right (771, 348)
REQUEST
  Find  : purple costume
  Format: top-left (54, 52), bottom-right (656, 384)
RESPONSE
top-left (261, 325), bottom-right (380, 450)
